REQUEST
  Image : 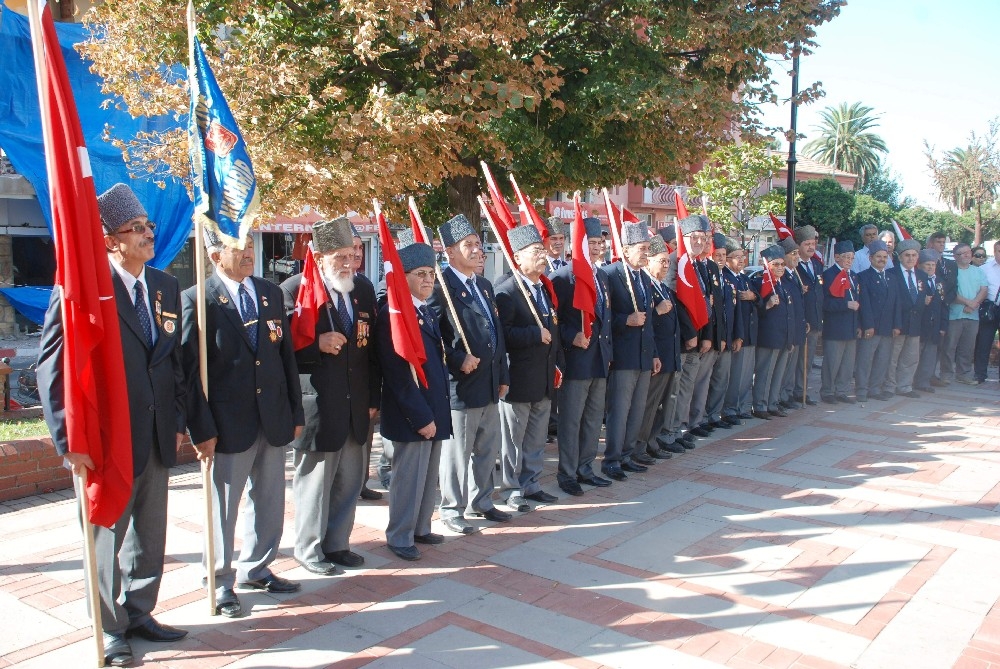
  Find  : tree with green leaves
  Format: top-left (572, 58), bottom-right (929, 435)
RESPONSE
top-left (925, 121), bottom-right (1000, 245)
top-left (857, 162), bottom-right (911, 211)
top-left (795, 177), bottom-right (855, 241)
top-left (79, 0), bottom-right (842, 225)
top-left (691, 141), bottom-right (784, 234)
top-left (849, 194), bottom-right (894, 235)
top-left (896, 206), bottom-right (973, 246)
top-left (802, 102), bottom-right (887, 187)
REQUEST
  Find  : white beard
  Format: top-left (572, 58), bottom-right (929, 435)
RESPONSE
top-left (325, 270), bottom-right (355, 295)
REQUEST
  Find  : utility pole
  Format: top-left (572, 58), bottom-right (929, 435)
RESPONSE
top-left (785, 42), bottom-right (800, 228)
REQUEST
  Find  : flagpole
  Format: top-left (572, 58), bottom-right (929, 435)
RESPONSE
top-left (188, 0), bottom-right (217, 616)
top-left (26, 2), bottom-right (105, 663)
top-left (479, 196), bottom-right (544, 328)
top-left (408, 197), bottom-right (471, 354)
top-left (802, 338), bottom-right (808, 406)
top-left (602, 189), bottom-right (639, 311)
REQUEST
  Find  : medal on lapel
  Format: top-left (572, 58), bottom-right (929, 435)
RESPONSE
top-left (357, 319), bottom-right (369, 347)
top-left (261, 296), bottom-right (269, 308)
top-left (267, 319), bottom-right (278, 342)
top-left (154, 294), bottom-right (163, 327)
top-left (161, 310), bottom-right (178, 335)
top-left (218, 294), bottom-right (229, 304)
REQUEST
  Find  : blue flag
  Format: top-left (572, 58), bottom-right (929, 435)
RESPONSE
top-left (188, 29), bottom-right (259, 248)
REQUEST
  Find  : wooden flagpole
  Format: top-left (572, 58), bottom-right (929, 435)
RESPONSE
top-left (479, 196), bottom-right (544, 329)
top-left (26, 2), bottom-right (105, 663)
top-left (187, 0), bottom-right (217, 615)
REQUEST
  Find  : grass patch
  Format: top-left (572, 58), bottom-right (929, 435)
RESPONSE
top-left (0, 417), bottom-right (50, 441)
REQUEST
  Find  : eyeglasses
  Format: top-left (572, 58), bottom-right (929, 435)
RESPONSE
top-left (974, 253), bottom-right (987, 259)
top-left (327, 253), bottom-right (355, 265)
top-left (407, 269), bottom-right (436, 281)
top-left (115, 221), bottom-right (156, 234)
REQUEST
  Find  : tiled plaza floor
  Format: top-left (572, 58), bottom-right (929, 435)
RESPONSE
top-left (4, 377), bottom-right (1000, 668)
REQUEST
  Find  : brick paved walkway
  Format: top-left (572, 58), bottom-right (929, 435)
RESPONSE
top-left (3, 380), bottom-right (1000, 668)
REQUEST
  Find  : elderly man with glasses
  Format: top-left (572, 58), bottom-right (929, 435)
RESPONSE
top-left (941, 243), bottom-right (989, 385)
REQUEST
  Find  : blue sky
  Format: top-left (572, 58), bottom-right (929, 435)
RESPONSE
top-left (759, 0), bottom-right (1000, 209)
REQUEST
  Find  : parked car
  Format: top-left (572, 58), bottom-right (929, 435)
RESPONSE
top-left (268, 255), bottom-right (299, 280)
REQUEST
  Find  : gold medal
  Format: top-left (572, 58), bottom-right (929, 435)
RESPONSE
top-left (218, 294), bottom-right (229, 304)
top-left (262, 297), bottom-right (269, 307)
top-left (163, 319), bottom-right (176, 335)
top-left (269, 331), bottom-right (278, 343)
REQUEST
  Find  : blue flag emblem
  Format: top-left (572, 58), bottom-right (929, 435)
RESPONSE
top-left (188, 34), bottom-right (259, 248)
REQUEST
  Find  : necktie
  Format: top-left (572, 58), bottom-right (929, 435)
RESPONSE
top-left (631, 269), bottom-right (646, 307)
top-left (467, 278), bottom-right (497, 349)
top-left (594, 272), bottom-right (605, 320)
top-left (337, 292), bottom-right (352, 331)
top-left (133, 282), bottom-right (153, 347)
top-left (239, 284), bottom-right (259, 351)
top-left (533, 284), bottom-right (550, 323)
top-left (419, 304), bottom-right (439, 337)
top-left (801, 261), bottom-right (813, 280)
top-left (907, 270), bottom-right (918, 302)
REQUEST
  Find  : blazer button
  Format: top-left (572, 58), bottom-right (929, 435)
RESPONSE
top-left (256, 388), bottom-right (262, 394)
top-left (256, 360), bottom-right (261, 366)
top-left (148, 404), bottom-right (155, 411)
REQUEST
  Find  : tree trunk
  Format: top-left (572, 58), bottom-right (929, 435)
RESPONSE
top-left (975, 202), bottom-right (983, 247)
top-left (446, 170), bottom-right (484, 234)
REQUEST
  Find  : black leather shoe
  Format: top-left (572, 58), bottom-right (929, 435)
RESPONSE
top-left (621, 460), bottom-right (647, 473)
top-left (738, 412), bottom-right (754, 420)
top-left (875, 391), bottom-right (895, 401)
top-left (689, 426), bottom-right (711, 437)
top-left (103, 633), bottom-right (134, 667)
top-left (821, 395), bottom-right (836, 404)
top-left (505, 495), bottom-right (530, 512)
top-left (700, 422), bottom-right (716, 433)
top-left (631, 452), bottom-right (657, 466)
top-left (602, 467), bottom-right (628, 481)
top-left (414, 532), bottom-right (445, 545)
top-left (525, 490), bottom-right (558, 503)
top-left (897, 390), bottom-right (921, 398)
top-left (578, 475), bottom-right (613, 487)
top-left (678, 435), bottom-right (696, 449)
top-left (722, 416), bottom-right (742, 426)
top-left (388, 544), bottom-right (421, 560)
top-left (215, 587), bottom-right (242, 618)
top-left (327, 550), bottom-right (365, 568)
top-left (442, 517), bottom-right (477, 534)
top-left (559, 482), bottom-right (585, 496)
top-left (300, 560), bottom-right (339, 575)
top-left (751, 410), bottom-right (771, 420)
top-left (359, 486), bottom-right (383, 501)
top-left (710, 420), bottom-right (732, 430)
top-left (836, 395), bottom-right (856, 404)
top-left (784, 401), bottom-right (803, 410)
top-left (646, 448), bottom-right (672, 459)
top-left (915, 386), bottom-right (934, 393)
top-left (805, 398), bottom-right (818, 406)
top-left (238, 574), bottom-right (301, 593)
top-left (473, 507), bottom-right (513, 521)
top-left (768, 409), bottom-right (788, 418)
top-left (660, 441), bottom-right (686, 453)
top-left (127, 617), bottom-right (188, 643)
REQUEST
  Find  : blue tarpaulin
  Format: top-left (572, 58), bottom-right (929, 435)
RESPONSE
top-left (0, 4), bottom-right (193, 270)
top-left (0, 286), bottom-right (52, 325)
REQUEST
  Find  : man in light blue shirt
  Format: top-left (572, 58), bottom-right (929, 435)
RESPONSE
top-left (943, 243), bottom-right (988, 384)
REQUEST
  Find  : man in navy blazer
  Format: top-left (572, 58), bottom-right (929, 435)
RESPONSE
top-left (183, 232), bottom-right (304, 618)
top-left (777, 237), bottom-right (807, 411)
top-left (38, 184), bottom-right (193, 666)
top-left (551, 217), bottom-right (615, 489)
top-left (821, 241), bottom-right (861, 403)
top-left (704, 234), bottom-right (742, 430)
top-left (722, 241), bottom-right (757, 424)
top-left (495, 225), bottom-right (563, 504)
top-left (602, 222), bottom-right (660, 479)
top-left (281, 217), bottom-right (380, 575)
top-left (428, 214), bottom-right (510, 532)
top-left (376, 242), bottom-right (453, 561)
top-left (751, 244), bottom-right (796, 419)
top-left (855, 239), bottom-right (902, 402)
top-left (794, 226), bottom-right (823, 405)
top-left (915, 249), bottom-right (950, 392)
top-left (889, 239), bottom-right (928, 397)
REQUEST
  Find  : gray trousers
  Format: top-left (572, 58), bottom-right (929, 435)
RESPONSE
top-left (439, 404), bottom-right (500, 519)
top-left (943, 318), bottom-right (979, 382)
top-left (386, 439), bottom-right (442, 548)
top-left (639, 370), bottom-right (674, 450)
top-left (604, 369), bottom-right (652, 467)
top-left (500, 398), bottom-right (551, 498)
top-left (724, 345), bottom-right (755, 417)
top-left (663, 350), bottom-right (702, 441)
top-left (890, 335), bottom-right (921, 393)
top-left (654, 371), bottom-right (682, 444)
top-left (752, 347), bottom-right (780, 412)
top-left (292, 436), bottom-right (364, 564)
top-left (915, 340), bottom-right (940, 390)
top-left (769, 346), bottom-right (792, 409)
top-left (705, 350), bottom-right (733, 422)
top-left (557, 377), bottom-right (606, 485)
top-left (688, 349), bottom-right (719, 428)
top-left (821, 339), bottom-right (857, 397)
top-left (793, 330), bottom-right (820, 402)
top-left (94, 445), bottom-right (169, 634)
top-left (209, 432), bottom-right (288, 588)
top-left (780, 344), bottom-right (800, 404)
top-left (855, 335), bottom-right (892, 399)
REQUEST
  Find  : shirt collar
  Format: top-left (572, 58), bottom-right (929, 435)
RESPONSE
top-left (448, 265), bottom-right (473, 284)
top-left (109, 257), bottom-right (146, 295)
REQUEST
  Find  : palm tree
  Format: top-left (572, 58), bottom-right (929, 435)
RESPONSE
top-left (803, 102), bottom-right (888, 186)
top-left (926, 128), bottom-right (1000, 245)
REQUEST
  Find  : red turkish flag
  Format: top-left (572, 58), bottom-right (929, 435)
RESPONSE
top-left (829, 268), bottom-right (853, 299)
top-left (602, 189), bottom-right (623, 263)
top-left (674, 190), bottom-right (690, 219)
top-left (510, 175), bottom-right (549, 242)
top-left (481, 162), bottom-right (518, 230)
top-left (674, 218), bottom-right (709, 331)
top-left (290, 246), bottom-right (329, 350)
top-left (571, 194), bottom-right (597, 338)
top-left (621, 205), bottom-right (641, 224)
top-left (892, 219), bottom-right (913, 241)
top-left (408, 197), bottom-right (430, 244)
top-left (35, 1), bottom-right (132, 527)
top-left (769, 212), bottom-right (793, 240)
top-left (760, 264), bottom-right (776, 299)
top-left (376, 202), bottom-right (428, 387)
